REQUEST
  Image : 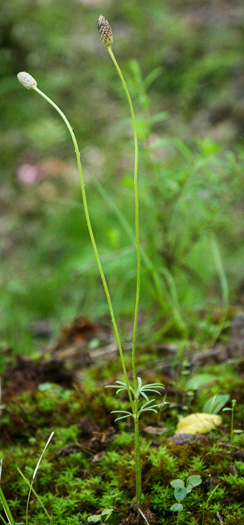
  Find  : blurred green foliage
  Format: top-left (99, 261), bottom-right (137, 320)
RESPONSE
top-left (0, 0), bottom-right (243, 355)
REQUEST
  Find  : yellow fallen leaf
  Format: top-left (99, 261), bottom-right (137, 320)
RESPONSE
top-left (176, 413), bottom-right (222, 435)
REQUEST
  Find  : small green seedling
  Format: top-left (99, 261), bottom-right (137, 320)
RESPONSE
top-left (222, 399), bottom-right (243, 452)
top-left (201, 483), bottom-right (220, 524)
top-left (88, 508), bottom-right (113, 524)
top-left (170, 475), bottom-right (202, 522)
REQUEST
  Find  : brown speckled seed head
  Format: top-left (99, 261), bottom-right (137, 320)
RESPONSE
top-left (97, 15), bottom-right (113, 47)
top-left (17, 72), bottom-right (37, 90)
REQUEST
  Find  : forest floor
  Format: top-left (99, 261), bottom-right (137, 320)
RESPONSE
top-left (1, 314), bottom-right (244, 525)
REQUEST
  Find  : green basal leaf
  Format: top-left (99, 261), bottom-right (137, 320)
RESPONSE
top-left (174, 487), bottom-right (187, 502)
top-left (88, 515), bottom-right (101, 523)
top-left (186, 475), bottom-right (202, 492)
top-left (101, 508), bottom-right (113, 516)
top-left (170, 503), bottom-right (183, 512)
top-left (187, 374), bottom-right (218, 390)
top-left (203, 394), bottom-right (230, 414)
top-left (170, 479), bottom-right (185, 489)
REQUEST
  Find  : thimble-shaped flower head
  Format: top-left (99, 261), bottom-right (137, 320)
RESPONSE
top-left (17, 72), bottom-right (37, 90)
top-left (97, 15), bottom-right (113, 47)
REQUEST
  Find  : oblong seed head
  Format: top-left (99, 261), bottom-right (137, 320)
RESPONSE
top-left (97, 15), bottom-right (113, 47)
top-left (17, 72), bottom-right (37, 90)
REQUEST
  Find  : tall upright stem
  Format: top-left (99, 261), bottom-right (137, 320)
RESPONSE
top-left (107, 46), bottom-right (140, 392)
top-left (107, 47), bottom-right (142, 507)
top-left (33, 86), bottom-right (133, 411)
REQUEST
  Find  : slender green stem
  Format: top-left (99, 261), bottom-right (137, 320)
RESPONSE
top-left (33, 86), bottom-right (133, 410)
top-left (134, 400), bottom-right (142, 508)
top-left (230, 399), bottom-right (236, 452)
top-left (107, 46), bottom-right (142, 508)
top-left (107, 46), bottom-right (140, 391)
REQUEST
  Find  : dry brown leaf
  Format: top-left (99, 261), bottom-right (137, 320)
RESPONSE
top-left (176, 413), bottom-right (222, 435)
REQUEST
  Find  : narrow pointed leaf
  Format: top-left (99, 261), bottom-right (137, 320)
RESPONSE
top-left (106, 382), bottom-right (124, 388)
top-left (137, 377), bottom-right (142, 390)
top-left (111, 410), bottom-right (132, 415)
top-left (140, 408), bottom-right (158, 415)
top-left (140, 392), bottom-right (149, 401)
top-left (140, 399), bottom-right (156, 411)
top-left (114, 415), bottom-right (132, 421)
top-left (0, 512), bottom-right (9, 525)
top-left (141, 388), bottom-right (161, 396)
top-left (141, 383), bottom-right (164, 389)
top-left (17, 467), bottom-right (51, 519)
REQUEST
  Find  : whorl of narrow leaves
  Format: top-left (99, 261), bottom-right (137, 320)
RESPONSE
top-left (97, 15), bottom-right (113, 47)
top-left (17, 72), bottom-right (37, 90)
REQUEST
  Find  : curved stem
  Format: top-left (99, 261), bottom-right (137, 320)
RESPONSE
top-left (33, 86), bottom-right (133, 410)
top-left (107, 46), bottom-right (140, 391)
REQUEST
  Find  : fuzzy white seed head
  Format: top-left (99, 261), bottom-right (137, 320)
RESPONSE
top-left (97, 15), bottom-right (113, 47)
top-left (17, 72), bottom-right (37, 90)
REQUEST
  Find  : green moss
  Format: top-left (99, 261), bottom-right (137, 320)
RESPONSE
top-left (1, 347), bottom-right (243, 523)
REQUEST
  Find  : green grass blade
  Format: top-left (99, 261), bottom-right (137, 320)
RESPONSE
top-left (16, 468), bottom-right (52, 521)
top-left (25, 431), bottom-right (54, 525)
top-left (0, 515), bottom-right (8, 525)
top-left (0, 487), bottom-right (15, 525)
top-left (211, 235), bottom-right (229, 342)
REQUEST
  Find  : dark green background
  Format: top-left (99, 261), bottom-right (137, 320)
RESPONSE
top-left (0, 0), bottom-right (243, 355)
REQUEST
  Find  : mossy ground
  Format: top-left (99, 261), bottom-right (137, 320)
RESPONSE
top-left (1, 334), bottom-right (243, 525)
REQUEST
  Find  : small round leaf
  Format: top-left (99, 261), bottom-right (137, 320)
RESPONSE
top-left (187, 474), bottom-right (202, 492)
top-left (170, 503), bottom-right (183, 512)
top-left (174, 487), bottom-right (187, 501)
top-left (170, 479), bottom-right (185, 489)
